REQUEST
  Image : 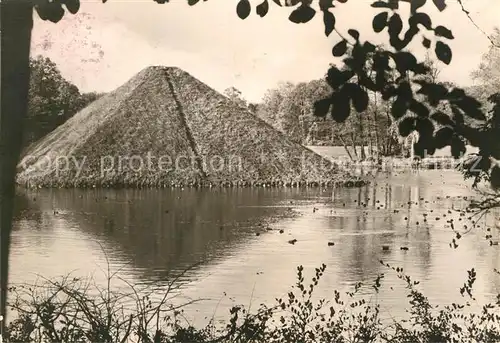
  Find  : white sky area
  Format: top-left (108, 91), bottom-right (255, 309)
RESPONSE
top-left (30, 0), bottom-right (499, 102)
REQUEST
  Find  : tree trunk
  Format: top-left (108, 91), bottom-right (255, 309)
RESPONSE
top-left (386, 134), bottom-right (393, 156)
top-left (385, 108), bottom-right (394, 156)
top-left (360, 143), bottom-right (366, 160)
top-left (357, 113), bottom-right (366, 161)
top-left (1, 1), bottom-right (33, 327)
top-left (350, 133), bottom-right (359, 160)
top-left (368, 130), bottom-right (373, 158)
top-left (372, 92), bottom-right (380, 158)
top-left (335, 134), bottom-right (354, 161)
top-left (366, 116), bottom-right (373, 157)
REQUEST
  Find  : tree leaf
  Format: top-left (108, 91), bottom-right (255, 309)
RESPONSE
top-left (409, 100), bottom-right (430, 118)
top-left (236, 0), bottom-right (251, 19)
top-left (397, 81), bottom-right (413, 101)
top-left (447, 88), bottom-right (466, 101)
top-left (434, 25), bottom-right (454, 39)
top-left (319, 0), bottom-right (334, 10)
top-left (393, 51), bottom-right (417, 73)
top-left (273, 0), bottom-right (300, 6)
top-left (415, 117), bottom-right (434, 137)
top-left (391, 96), bottom-right (408, 119)
top-left (388, 13), bottom-right (403, 48)
top-left (451, 106), bottom-right (464, 125)
top-left (332, 40), bottom-right (348, 57)
top-left (314, 98), bottom-right (332, 117)
top-left (414, 131), bottom-right (437, 157)
top-left (326, 66), bottom-right (342, 88)
top-left (371, 1), bottom-right (398, 9)
top-left (35, 3), bottom-right (65, 23)
top-left (451, 136), bottom-right (466, 159)
top-left (402, 24), bottom-right (419, 49)
top-left (490, 165), bottom-right (500, 190)
top-left (371, 1), bottom-right (387, 7)
top-left (289, 4), bottom-right (316, 24)
top-left (61, 0), bottom-right (80, 14)
top-left (256, 0), bottom-right (269, 17)
top-left (461, 126), bottom-right (484, 148)
top-left (330, 92), bottom-right (351, 123)
top-left (432, 0), bottom-right (447, 11)
top-left (410, 0), bottom-right (426, 13)
top-left (435, 41), bottom-right (452, 65)
top-left (354, 89), bottom-right (369, 113)
top-left (409, 12), bottom-right (432, 29)
top-left (412, 62), bottom-right (430, 75)
top-left (326, 67), bottom-right (354, 88)
top-left (431, 111), bottom-right (454, 126)
top-left (347, 29), bottom-right (360, 41)
top-left (398, 117), bottom-right (416, 137)
top-left (425, 142), bottom-right (436, 156)
top-left (382, 85), bottom-right (397, 101)
top-left (343, 83), bottom-right (368, 112)
top-left (416, 126), bottom-right (436, 156)
top-left (422, 37), bottom-right (431, 48)
top-left (388, 13), bottom-right (403, 36)
top-left (372, 12), bottom-right (388, 33)
top-left (454, 97), bottom-right (486, 121)
top-left (363, 41), bottom-right (376, 53)
top-left (323, 10), bottom-right (335, 36)
top-left (372, 52), bottom-right (389, 70)
top-left (434, 127), bottom-right (454, 148)
top-left (187, 0), bottom-right (199, 5)
top-left (416, 82), bottom-right (449, 106)
top-left (413, 140), bottom-right (426, 158)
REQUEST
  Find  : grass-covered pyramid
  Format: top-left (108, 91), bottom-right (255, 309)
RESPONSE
top-left (17, 66), bottom-right (363, 188)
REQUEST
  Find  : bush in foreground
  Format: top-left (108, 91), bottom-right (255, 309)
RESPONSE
top-left (4, 262), bottom-right (500, 343)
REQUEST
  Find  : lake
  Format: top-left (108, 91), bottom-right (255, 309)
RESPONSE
top-left (8, 149), bottom-right (500, 327)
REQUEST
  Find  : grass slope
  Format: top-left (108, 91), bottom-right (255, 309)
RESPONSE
top-left (17, 66), bottom-right (364, 188)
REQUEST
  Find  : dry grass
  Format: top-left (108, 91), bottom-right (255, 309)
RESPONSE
top-left (17, 66), bottom-right (364, 188)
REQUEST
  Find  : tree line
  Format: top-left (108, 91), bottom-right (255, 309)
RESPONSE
top-left (224, 29), bottom-right (499, 162)
top-left (23, 56), bottom-right (104, 148)
top-left (225, 56), bottom-right (442, 160)
top-left (225, 78), bottom-right (402, 161)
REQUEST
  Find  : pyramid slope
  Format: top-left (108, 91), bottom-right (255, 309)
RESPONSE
top-left (17, 66), bottom-right (361, 188)
top-left (166, 67), bottom-right (342, 182)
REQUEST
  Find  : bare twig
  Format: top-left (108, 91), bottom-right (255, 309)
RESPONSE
top-left (456, 0), bottom-right (500, 48)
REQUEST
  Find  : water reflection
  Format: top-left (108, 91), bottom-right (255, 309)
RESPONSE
top-left (13, 188), bottom-right (303, 283)
top-left (10, 170), bottom-right (500, 324)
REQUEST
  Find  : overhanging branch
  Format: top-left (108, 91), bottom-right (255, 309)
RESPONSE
top-left (456, 0), bottom-right (500, 48)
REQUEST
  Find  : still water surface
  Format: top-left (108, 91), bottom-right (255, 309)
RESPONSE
top-left (10, 169), bottom-right (500, 325)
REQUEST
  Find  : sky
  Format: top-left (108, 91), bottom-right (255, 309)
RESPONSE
top-left (30, 0), bottom-right (500, 102)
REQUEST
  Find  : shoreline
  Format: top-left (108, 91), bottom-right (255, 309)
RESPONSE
top-left (15, 155), bottom-right (465, 189)
top-left (16, 177), bottom-right (369, 189)
top-left (326, 156), bottom-right (465, 171)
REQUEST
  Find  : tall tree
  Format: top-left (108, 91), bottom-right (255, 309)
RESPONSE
top-left (23, 56), bottom-right (103, 147)
top-left (257, 81), bottom-right (295, 126)
top-left (257, 76), bottom-right (398, 158)
top-left (223, 87), bottom-right (248, 109)
top-left (471, 27), bottom-right (500, 103)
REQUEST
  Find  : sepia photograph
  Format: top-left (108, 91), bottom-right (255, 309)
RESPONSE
top-left (1, 0), bottom-right (500, 341)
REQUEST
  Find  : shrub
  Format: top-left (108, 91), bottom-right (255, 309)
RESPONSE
top-left (4, 262), bottom-right (500, 343)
